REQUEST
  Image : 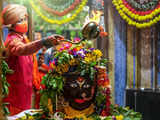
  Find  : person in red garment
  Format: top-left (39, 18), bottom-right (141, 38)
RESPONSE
top-left (35, 53), bottom-right (49, 109)
top-left (2, 4), bottom-right (64, 115)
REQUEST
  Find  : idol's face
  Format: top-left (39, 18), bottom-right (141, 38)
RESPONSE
top-left (63, 74), bottom-right (95, 110)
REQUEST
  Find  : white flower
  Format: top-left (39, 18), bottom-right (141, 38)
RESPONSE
top-left (83, 6), bottom-right (89, 11)
top-left (54, 112), bottom-right (63, 120)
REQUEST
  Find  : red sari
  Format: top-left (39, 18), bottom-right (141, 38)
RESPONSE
top-left (4, 32), bottom-right (33, 115)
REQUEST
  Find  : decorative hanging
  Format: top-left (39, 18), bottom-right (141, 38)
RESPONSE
top-left (29, 0), bottom-right (88, 24)
top-left (127, 0), bottom-right (159, 11)
top-left (37, 0), bottom-right (81, 16)
top-left (112, 0), bottom-right (160, 28)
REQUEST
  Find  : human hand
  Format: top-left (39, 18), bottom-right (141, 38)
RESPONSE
top-left (47, 34), bottom-right (64, 45)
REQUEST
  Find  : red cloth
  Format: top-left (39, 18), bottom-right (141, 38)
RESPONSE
top-left (3, 33), bottom-right (33, 115)
top-left (39, 64), bottom-right (49, 79)
top-left (35, 91), bottom-right (40, 109)
top-left (35, 64), bottom-right (49, 109)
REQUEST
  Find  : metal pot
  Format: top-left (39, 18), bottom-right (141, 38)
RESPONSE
top-left (82, 21), bottom-right (100, 40)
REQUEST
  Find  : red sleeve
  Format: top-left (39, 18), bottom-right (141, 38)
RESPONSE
top-left (5, 34), bottom-right (43, 56)
top-left (5, 35), bottom-right (24, 56)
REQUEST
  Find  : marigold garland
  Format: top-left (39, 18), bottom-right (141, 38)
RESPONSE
top-left (121, 0), bottom-right (160, 21)
top-left (64, 104), bottom-right (94, 119)
top-left (123, 0), bottom-right (160, 15)
top-left (29, 0), bottom-right (88, 24)
top-left (38, 0), bottom-right (81, 16)
top-left (112, 0), bottom-right (160, 28)
top-left (127, 0), bottom-right (159, 11)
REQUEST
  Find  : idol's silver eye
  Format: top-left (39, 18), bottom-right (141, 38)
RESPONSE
top-left (70, 83), bottom-right (78, 88)
top-left (83, 84), bottom-right (90, 88)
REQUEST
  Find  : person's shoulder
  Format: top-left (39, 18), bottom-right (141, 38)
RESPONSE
top-left (7, 32), bottom-right (22, 41)
top-left (5, 32), bottom-right (22, 45)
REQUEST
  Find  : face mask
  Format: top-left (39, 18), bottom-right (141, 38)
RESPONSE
top-left (14, 21), bottom-right (28, 33)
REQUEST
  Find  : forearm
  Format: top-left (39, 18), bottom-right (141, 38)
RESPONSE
top-left (11, 38), bottom-right (53, 56)
top-left (6, 35), bottom-right (60, 56)
top-left (14, 40), bottom-right (43, 56)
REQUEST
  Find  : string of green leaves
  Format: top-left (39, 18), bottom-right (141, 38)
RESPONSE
top-left (1, 60), bottom-right (13, 115)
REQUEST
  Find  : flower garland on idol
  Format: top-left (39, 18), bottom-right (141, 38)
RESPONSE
top-left (29, 0), bottom-right (88, 24)
top-left (112, 0), bottom-right (160, 28)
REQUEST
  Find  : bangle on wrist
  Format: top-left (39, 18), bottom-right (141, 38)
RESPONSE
top-left (41, 37), bottom-right (53, 48)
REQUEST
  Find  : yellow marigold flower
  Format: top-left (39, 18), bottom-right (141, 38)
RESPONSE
top-left (28, 116), bottom-right (34, 120)
top-left (92, 56), bottom-right (97, 61)
top-left (62, 64), bottom-right (69, 72)
top-left (69, 58), bottom-right (76, 65)
top-left (56, 66), bottom-right (63, 74)
top-left (58, 71), bottom-right (63, 74)
top-left (55, 66), bottom-right (59, 72)
top-left (50, 63), bottom-right (56, 69)
top-left (116, 115), bottom-right (124, 120)
top-left (77, 46), bottom-right (83, 51)
top-left (93, 49), bottom-right (102, 57)
top-left (86, 53), bottom-right (92, 57)
top-left (84, 57), bottom-right (92, 63)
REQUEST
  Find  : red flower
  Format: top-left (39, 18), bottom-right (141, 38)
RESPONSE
top-left (68, 50), bottom-right (72, 54)
top-left (101, 110), bottom-right (107, 116)
top-left (99, 26), bottom-right (108, 37)
top-left (97, 79), bottom-right (104, 86)
top-left (105, 88), bottom-right (111, 116)
top-left (72, 48), bottom-right (78, 52)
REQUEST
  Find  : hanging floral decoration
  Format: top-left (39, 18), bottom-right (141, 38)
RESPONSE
top-left (112, 0), bottom-right (160, 28)
top-left (37, 0), bottom-right (81, 16)
top-left (127, 0), bottom-right (159, 11)
top-left (29, 0), bottom-right (88, 24)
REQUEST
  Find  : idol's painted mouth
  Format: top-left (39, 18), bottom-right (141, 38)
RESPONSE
top-left (74, 99), bottom-right (86, 104)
